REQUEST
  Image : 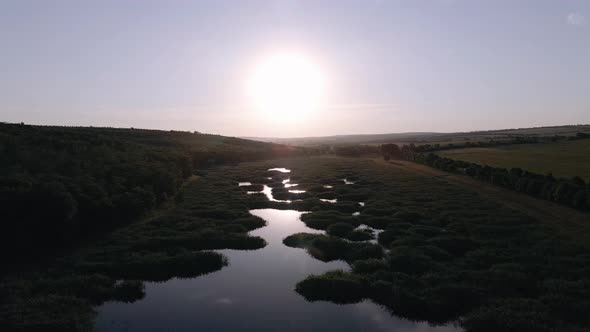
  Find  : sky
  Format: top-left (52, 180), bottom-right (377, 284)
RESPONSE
top-left (1, 0), bottom-right (589, 137)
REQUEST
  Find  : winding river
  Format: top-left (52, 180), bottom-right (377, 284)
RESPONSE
top-left (95, 169), bottom-right (460, 332)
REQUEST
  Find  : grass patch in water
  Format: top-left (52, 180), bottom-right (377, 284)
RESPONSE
top-left (79, 250), bottom-right (228, 282)
top-left (295, 270), bottom-right (368, 304)
top-left (283, 233), bottom-right (383, 263)
top-left (248, 156), bottom-right (590, 331)
top-left (300, 211), bottom-right (360, 230)
top-left (326, 223), bottom-right (374, 242)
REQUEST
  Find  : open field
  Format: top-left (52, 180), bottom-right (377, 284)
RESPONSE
top-left (437, 139), bottom-right (590, 181)
top-left (380, 159), bottom-right (590, 233)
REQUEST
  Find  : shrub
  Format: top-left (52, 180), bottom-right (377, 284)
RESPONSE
top-left (112, 280), bottom-right (145, 302)
top-left (326, 223), bottom-right (355, 237)
top-left (295, 270), bottom-right (367, 304)
top-left (347, 230), bottom-right (374, 241)
top-left (352, 259), bottom-right (388, 274)
top-left (461, 300), bottom-right (554, 332)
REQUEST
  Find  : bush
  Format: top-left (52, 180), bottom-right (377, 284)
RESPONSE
top-left (300, 211), bottom-right (359, 230)
top-left (284, 233), bottom-right (383, 262)
top-left (80, 251), bottom-right (228, 281)
top-left (112, 280), bottom-right (145, 302)
top-left (428, 236), bottom-right (477, 256)
top-left (326, 223), bottom-right (355, 237)
top-left (347, 229), bottom-right (374, 241)
top-left (461, 300), bottom-right (554, 332)
top-left (295, 270), bottom-right (367, 304)
top-left (387, 251), bottom-right (435, 275)
top-left (352, 259), bottom-right (388, 274)
top-left (0, 295), bottom-right (95, 332)
top-left (378, 230), bottom-right (406, 247)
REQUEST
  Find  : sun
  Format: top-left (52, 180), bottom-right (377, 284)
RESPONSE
top-left (247, 52), bottom-right (326, 122)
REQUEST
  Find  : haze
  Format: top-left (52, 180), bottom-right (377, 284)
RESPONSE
top-left (1, 0), bottom-right (589, 137)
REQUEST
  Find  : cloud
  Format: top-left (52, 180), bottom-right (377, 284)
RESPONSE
top-left (567, 12), bottom-right (586, 26)
top-left (215, 297), bottom-right (233, 305)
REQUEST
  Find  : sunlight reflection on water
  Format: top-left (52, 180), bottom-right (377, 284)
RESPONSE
top-left (95, 168), bottom-right (461, 332)
top-left (268, 167), bottom-right (291, 173)
top-left (96, 209), bottom-right (460, 332)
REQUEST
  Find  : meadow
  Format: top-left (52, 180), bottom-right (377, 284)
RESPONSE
top-left (437, 139), bottom-right (590, 181)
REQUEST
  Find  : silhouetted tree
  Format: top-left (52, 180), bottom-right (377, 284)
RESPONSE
top-left (380, 144), bottom-right (402, 160)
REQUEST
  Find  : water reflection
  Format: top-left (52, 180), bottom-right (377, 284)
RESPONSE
top-left (245, 171), bottom-right (303, 203)
top-left (268, 168), bottom-right (291, 173)
top-left (96, 209), bottom-right (459, 332)
top-left (96, 168), bottom-right (460, 332)
top-left (283, 178), bottom-right (299, 188)
top-left (355, 224), bottom-right (384, 244)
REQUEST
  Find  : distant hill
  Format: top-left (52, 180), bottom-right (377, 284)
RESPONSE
top-left (0, 122), bottom-right (302, 161)
top-left (245, 125), bottom-right (590, 146)
top-left (0, 122), bottom-right (305, 258)
top-left (244, 132), bottom-right (442, 146)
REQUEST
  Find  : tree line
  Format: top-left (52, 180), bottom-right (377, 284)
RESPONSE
top-left (379, 143), bottom-right (590, 212)
top-left (405, 132), bottom-right (590, 153)
top-left (0, 123), bottom-right (306, 261)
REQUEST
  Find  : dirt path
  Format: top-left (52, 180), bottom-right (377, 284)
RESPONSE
top-left (378, 159), bottom-right (590, 231)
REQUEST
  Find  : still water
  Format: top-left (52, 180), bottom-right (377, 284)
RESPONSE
top-left (96, 209), bottom-right (459, 331)
top-left (95, 171), bottom-right (460, 332)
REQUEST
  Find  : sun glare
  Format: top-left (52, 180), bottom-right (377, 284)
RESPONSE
top-left (247, 52), bottom-right (326, 122)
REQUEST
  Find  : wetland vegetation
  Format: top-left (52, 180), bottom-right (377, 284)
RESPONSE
top-left (232, 157), bottom-right (590, 332)
top-left (2, 125), bottom-right (590, 331)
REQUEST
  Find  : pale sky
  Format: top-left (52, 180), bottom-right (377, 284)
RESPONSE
top-left (1, 0), bottom-right (589, 137)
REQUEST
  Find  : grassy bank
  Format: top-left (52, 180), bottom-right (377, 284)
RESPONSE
top-left (0, 166), bottom-right (269, 331)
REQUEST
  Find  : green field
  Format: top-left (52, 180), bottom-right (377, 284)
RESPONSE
top-left (437, 139), bottom-right (590, 181)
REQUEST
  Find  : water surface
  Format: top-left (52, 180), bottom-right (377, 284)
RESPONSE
top-left (96, 209), bottom-right (459, 332)
top-left (96, 169), bottom-right (460, 332)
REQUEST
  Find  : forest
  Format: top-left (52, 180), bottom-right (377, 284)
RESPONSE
top-left (0, 123), bottom-right (305, 261)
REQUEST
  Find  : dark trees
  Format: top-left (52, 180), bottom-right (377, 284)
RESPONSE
top-left (0, 123), bottom-right (303, 260)
top-left (400, 146), bottom-right (590, 211)
top-left (381, 144), bottom-right (402, 160)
